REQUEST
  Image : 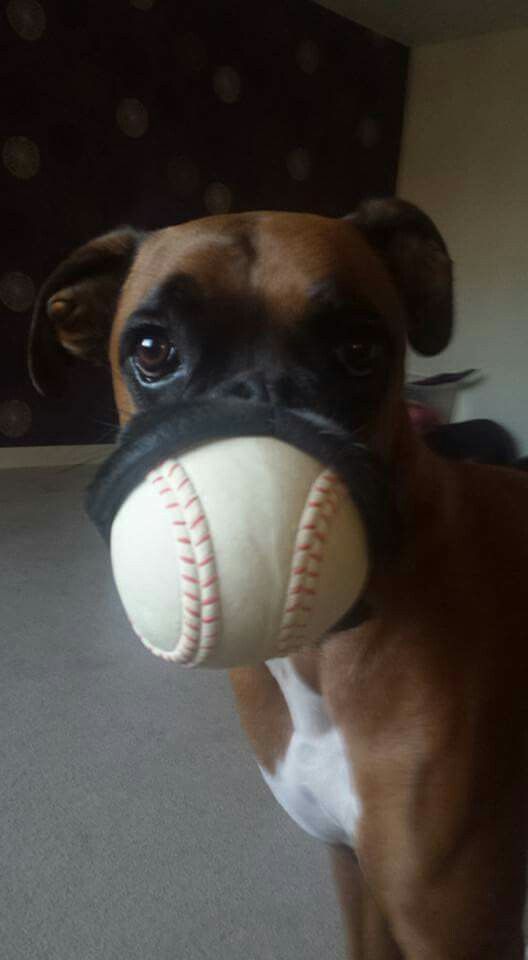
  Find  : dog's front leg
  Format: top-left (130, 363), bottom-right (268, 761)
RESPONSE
top-left (330, 844), bottom-right (403, 959)
top-left (352, 755), bottom-right (526, 960)
top-left (325, 633), bottom-right (527, 960)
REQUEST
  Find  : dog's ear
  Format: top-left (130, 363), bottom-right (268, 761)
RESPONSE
top-left (28, 227), bottom-right (143, 397)
top-left (345, 198), bottom-right (453, 356)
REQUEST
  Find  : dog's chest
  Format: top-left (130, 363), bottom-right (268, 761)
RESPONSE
top-left (259, 658), bottom-right (360, 847)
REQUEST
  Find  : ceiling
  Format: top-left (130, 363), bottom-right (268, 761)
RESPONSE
top-left (315, 0), bottom-right (528, 45)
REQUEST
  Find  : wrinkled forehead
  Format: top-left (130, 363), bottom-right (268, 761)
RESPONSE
top-left (116, 211), bottom-right (405, 331)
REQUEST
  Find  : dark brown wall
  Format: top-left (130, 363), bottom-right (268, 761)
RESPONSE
top-left (1, 0), bottom-right (408, 445)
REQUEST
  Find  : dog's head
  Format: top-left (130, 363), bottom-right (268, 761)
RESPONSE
top-left (29, 200), bottom-right (452, 454)
top-left (28, 200), bottom-right (454, 651)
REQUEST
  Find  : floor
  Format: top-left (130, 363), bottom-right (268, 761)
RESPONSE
top-left (0, 463), bottom-right (342, 960)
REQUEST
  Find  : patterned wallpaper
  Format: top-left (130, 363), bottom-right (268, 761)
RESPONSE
top-left (1, 0), bottom-right (408, 446)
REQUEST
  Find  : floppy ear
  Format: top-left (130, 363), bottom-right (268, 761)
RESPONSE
top-left (28, 227), bottom-right (143, 397)
top-left (345, 198), bottom-right (453, 356)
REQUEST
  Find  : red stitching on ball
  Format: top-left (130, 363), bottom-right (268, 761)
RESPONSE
top-left (278, 468), bottom-right (344, 653)
top-left (202, 575), bottom-right (217, 588)
top-left (159, 457), bottom-right (221, 666)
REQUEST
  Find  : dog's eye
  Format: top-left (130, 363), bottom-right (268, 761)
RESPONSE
top-left (336, 334), bottom-right (383, 378)
top-left (132, 329), bottom-right (180, 381)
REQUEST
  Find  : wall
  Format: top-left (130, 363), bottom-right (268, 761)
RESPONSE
top-left (399, 28), bottom-right (528, 453)
top-left (1, 0), bottom-right (408, 451)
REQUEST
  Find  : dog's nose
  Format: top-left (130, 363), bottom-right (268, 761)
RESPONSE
top-left (223, 372), bottom-right (275, 403)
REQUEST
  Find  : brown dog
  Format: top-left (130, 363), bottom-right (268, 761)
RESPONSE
top-left (29, 201), bottom-right (528, 958)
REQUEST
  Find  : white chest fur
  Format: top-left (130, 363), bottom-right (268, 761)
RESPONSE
top-left (259, 658), bottom-right (360, 847)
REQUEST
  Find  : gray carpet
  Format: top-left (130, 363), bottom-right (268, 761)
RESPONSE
top-left (0, 463), bottom-right (342, 960)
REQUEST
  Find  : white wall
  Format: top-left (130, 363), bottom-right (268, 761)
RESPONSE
top-left (398, 28), bottom-right (528, 454)
top-left (0, 445), bottom-right (113, 469)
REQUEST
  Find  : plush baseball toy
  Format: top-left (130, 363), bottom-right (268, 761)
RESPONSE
top-left (87, 400), bottom-right (389, 669)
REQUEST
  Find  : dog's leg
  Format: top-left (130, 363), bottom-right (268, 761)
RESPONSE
top-left (330, 845), bottom-right (403, 960)
top-left (229, 664), bottom-right (292, 771)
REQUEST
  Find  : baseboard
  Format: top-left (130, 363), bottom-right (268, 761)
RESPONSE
top-left (0, 444), bottom-right (115, 469)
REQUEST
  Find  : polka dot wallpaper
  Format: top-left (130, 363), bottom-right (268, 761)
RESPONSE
top-left (1, 0), bottom-right (408, 445)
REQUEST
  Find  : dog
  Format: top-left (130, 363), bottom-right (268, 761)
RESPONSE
top-left (29, 200), bottom-right (528, 958)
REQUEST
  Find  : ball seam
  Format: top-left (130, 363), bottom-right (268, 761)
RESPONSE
top-left (165, 460), bottom-right (221, 665)
top-left (277, 469), bottom-right (342, 652)
top-left (137, 461), bottom-right (220, 665)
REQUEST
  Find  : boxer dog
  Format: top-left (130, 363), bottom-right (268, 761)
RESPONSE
top-left (29, 200), bottom-right (528, 958)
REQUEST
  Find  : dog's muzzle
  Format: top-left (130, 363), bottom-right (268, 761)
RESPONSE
top-left (86, 400), bottom-right (398, 667)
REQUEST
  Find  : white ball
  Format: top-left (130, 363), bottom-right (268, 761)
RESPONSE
top-left (110, 436), bottom-right (368, 668)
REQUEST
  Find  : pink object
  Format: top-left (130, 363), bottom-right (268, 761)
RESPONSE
top-left (408, 402), bottom-right (442, 433)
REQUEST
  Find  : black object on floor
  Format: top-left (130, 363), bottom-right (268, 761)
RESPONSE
top-left (425, 419), bottom-right (518, 466)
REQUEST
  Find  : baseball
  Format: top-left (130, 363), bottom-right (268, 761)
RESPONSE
top-left (110, 436), bottom-right (369, 668)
